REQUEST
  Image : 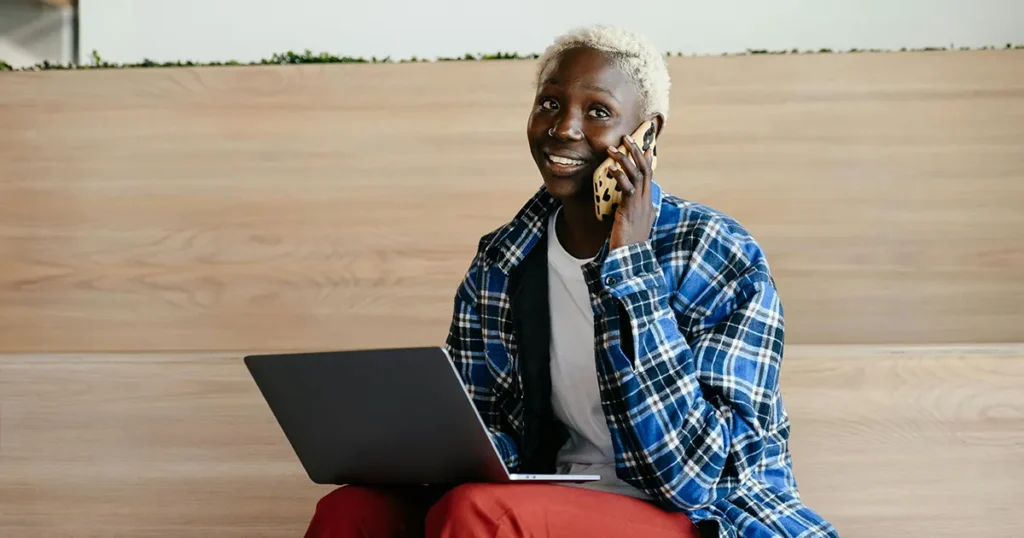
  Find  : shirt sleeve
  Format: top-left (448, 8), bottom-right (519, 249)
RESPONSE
top-left (598, 239), bottom-right (785, 510)
top-left (444, 251), bottom-right (520, 471)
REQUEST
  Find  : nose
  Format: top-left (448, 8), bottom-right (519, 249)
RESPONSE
top-left (548, 112), bottom-right (584, 141)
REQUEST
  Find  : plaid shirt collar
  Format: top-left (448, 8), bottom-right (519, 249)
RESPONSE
top-left (483, 181), bottom-right (666, 274)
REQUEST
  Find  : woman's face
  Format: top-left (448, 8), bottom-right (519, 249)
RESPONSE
top-left (526, 46), bottom-right (656, 202)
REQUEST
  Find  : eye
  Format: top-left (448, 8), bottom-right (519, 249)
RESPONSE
top-left (539, 98), bottom-right (558, 111)
top-left (588, 106), bottom-right (610, 119)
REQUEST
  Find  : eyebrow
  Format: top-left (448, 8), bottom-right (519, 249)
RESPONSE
top-left (541, 78), bottom-right (621, 104)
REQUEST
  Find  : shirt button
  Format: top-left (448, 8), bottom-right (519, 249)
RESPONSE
top-left (605, 276), bottom-right (616, 286)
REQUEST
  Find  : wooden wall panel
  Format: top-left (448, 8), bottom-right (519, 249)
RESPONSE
top-left (1, 50), bottom-right (1023, 351)
top-left (2, 345), bottom-right (1021, 537)
top-left (0, 353), bottom-right (325, 537)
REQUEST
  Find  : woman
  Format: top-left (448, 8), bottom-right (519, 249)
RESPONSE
top-left (306, 24), bottom-right (838, 538)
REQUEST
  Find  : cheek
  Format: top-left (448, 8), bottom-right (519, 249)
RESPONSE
top-left (585, 126), bottom-right (623, 153)
top-left (526, 114), bottom-right (548, 142)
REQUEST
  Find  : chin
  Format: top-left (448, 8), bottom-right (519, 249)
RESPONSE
top-left (541, 173), bottom-right (590, 201)
top-left (535, 160), bottom-right (595, 202)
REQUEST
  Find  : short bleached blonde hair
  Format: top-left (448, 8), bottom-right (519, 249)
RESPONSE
top-left (535, 24), bottom-right (672, 121)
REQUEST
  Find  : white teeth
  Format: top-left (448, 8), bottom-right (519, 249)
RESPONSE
top-left (548, 155), bottom-right (585, 166)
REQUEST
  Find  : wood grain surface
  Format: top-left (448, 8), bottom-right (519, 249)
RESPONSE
top-left (2, 50), bottom-right (1022, 351)
top-left (1, 345), bottom-right (1021, 537)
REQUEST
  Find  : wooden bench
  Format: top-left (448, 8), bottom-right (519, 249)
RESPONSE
top-left (3, 346), bottom-right (1021, 536)
top-left (1, 50), bottom-right (1021, 536)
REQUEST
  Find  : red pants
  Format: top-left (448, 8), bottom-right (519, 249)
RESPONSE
top-left (305, 483), bottom-right (700, 537)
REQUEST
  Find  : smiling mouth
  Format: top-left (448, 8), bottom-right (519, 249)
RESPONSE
top-left (544, 153), bottom-right (589, 176)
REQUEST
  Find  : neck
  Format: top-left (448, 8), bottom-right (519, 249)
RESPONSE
top-left (555, 193), bottom-right (612, 259)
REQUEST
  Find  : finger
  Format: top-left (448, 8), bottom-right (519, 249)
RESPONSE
top-left (607, 162), bottom-right (635, 197)
top-left (625, 134), bottom-right (651, 195)
top-left (607, 144), bottom-right (642, 194)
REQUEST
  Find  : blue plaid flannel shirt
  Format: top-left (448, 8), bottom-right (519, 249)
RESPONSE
top-left (445, 181), bottom-right (838, 538)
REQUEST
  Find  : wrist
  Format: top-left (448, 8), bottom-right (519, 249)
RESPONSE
top-left (608, 236), bottom-right (646, 253)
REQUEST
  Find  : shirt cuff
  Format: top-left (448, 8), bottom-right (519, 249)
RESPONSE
top-left (600, 241), bottom-right (667, 298)
top-left (490, 431), bottom-right (519, 471)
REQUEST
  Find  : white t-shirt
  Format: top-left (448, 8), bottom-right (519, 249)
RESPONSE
top-left (546, 208), bottom-right (651, 500)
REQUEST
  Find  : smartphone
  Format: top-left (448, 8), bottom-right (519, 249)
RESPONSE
top-left (593, 120), bottom-right (658, 221)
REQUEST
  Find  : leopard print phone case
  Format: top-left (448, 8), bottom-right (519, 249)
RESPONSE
top-left (592, 120), bottom-right (658, 221)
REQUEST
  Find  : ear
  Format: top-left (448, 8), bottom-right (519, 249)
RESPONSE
top-left (648, 113), bottom-right (666, 137)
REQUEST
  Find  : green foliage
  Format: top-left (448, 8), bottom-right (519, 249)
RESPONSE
top-left (1, 45), bottom-right (1019, 73)
top-left (0, 48), bottom-right (541, 71)
top-left (264, 49), bottom-right (372, 64)
top-left (437, 51), bottom-right (537, 61)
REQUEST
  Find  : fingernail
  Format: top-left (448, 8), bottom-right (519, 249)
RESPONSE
top-left (608, 146), bottom-right (619, 153)
top-left (625, 135), bottom-right (634, 144)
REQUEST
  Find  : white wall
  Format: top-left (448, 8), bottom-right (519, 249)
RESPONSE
top-left (3, 0), bottom-right (1022, 68)
top-left (0, 1), bottom-right (73, 68)
top-left (76, 0), bottom-right (1024, 65)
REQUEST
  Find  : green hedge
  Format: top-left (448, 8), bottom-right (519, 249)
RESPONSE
top-left (0, 49), bottom-right (533, 72)
top-left (2, 44), bottom-right (1022, 72)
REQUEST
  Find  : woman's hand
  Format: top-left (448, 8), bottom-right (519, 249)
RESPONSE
top-left (605, 134), bottom-right (656, 252)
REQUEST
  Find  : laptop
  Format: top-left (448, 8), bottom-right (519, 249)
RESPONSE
top-left (244, 346), bottom-right (600, 486)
